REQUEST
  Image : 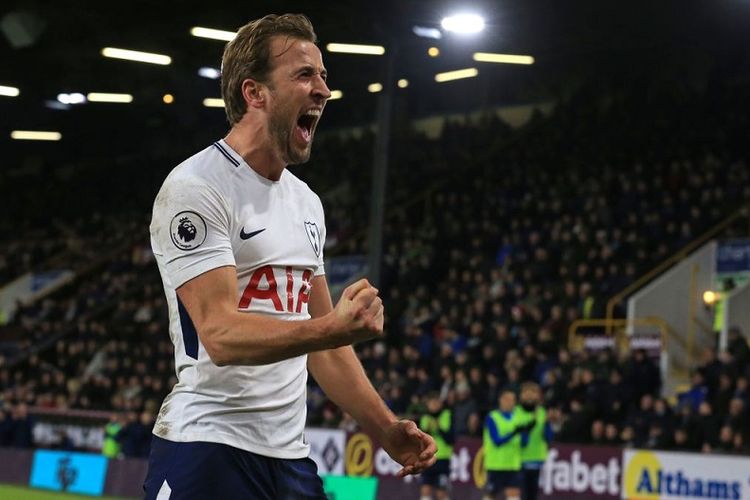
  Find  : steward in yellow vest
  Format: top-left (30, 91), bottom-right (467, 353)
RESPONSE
top-left (102, 414), bottom-right (123, 458)
top-left (418, 392), bottom-right (454, 499)
top-left (483, 389), bottom-right (535, 500)
top-left (517, 382), bottom-right (553, 500)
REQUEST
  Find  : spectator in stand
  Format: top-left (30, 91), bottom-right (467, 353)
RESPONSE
top-left (735, 376), bottom-right (750, 409)
top-left (696, 402), bottom-right (720, 452)
top-left (627, 394), bottom-right (655, 447)
top-left (603, 423), bottom-right (620, 446)
top-left (557, 398), bottom-right (590, 443)
top-left (590, 420), bottom-right (606, 445)
top-left (679, 371), bottom-right (709, 413)
top-left (727, 326), bottom-right (750, 372)
top-left (624, 350), bottom-right (661, 402)
top-left (713, 372), bottom-right (734, 416)
top-left (119, 411), bottom-right (154, 458)
top-left (699, 348), bottom-right (724, 400)
top-left (670, 428), bottom-right (692, 451)
top-left (8, 403), bottom-right (33, 448)
top-left (725, 398), bottom-right (749, 442)
top-left (0, 406), bottom-right (12, 446)
top-left (453, 381), bottom-right (478, 437)
top-left (731, 432), bottom-right (746, 454)
top-left (716, 425), bottom-right (734, 454)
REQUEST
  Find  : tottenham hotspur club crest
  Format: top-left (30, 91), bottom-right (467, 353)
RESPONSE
top-left (170, 211), bottom-right (207, 251)
top-left (304, 221), bottom-right (321, 257)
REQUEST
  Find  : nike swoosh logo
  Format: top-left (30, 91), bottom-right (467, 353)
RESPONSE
top-left (239, 227), bottom-right (265, 240)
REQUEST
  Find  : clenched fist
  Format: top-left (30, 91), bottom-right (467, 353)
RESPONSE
top-left (329, 278), bottom-right (384, 345)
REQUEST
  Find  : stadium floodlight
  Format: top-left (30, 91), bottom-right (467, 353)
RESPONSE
top-left (57, 93), bottom-right (86, 104)
top-left (326, 43), bottom-right (385, 55)
top-left (0, 85), bottom-right (20, 97)
top-left (435, 67), bottom-right (478, 83)
top-left (190, 27), bottom-right (236, 42)
top-left (328, 90), bottom-right (343, 100)
top-left (441, 13), bottom-right (485, 35)
top-left (101, 47), bottom-right (171, 65)
top-left (367, 83), bottom-right (383, 93)
top-left (203, 98), bottom-right (225, 108)
top-left (11, 130), bottom-right (62, 141)
top-left (397, 79), bottom-right (409, 88)
top-left (87, 92), bottom-right (133, 103)
top-left (198, 67), bottom-right (221, 79)
top-left (473, 52), bottom-right (535, 65)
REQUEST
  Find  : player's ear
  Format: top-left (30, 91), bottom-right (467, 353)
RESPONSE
top-left (241, 78), bottom-right (265, 109)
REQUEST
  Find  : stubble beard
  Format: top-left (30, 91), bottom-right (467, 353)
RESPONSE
top-left (268, 103), bottom-right (312, 166)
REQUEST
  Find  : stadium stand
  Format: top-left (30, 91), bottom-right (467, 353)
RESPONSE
top-left (1, 78), bottom-right (750, 462)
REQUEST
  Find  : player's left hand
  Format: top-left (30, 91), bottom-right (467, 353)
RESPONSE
top-left (380, 419), bottom-right (437, 477)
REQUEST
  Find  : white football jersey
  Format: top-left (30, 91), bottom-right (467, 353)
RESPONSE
top-left (149, 139), bottom-right (326, 459)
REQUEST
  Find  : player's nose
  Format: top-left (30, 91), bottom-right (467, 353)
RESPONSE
top-left (312, 75), bottom-right (331, 101)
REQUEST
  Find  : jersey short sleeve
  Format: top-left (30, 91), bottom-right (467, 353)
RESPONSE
top-left (150, 174), bottom-right (235, 288)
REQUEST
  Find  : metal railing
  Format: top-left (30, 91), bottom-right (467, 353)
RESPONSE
top-left (605, 203), bottom-right (750, 334)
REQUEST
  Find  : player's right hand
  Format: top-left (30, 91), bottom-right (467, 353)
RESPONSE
top-left (330, 278), bottom-right (384, 344)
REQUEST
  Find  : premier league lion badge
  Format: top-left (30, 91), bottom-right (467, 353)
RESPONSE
top-left (170, 211), bottom-right (207, 251)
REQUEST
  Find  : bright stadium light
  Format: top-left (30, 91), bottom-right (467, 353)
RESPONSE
top-left (203, 98), bottom-right (225, 108)
top-left (397, 79), bottom-right (409, 88)
top-left (0, 85), bottom-right (20, 97)
top-left (435, 67), bottom-right (478, 83)
top-left (326, 43), bottom-right (385, 55)
top-left (101, 47), bottom-right (171, 65)
top-left (329, 90), bottom-right (343, 100)
top-left (190, 26), bottom-right (237, 42)
top-left (441, 13), bottom-right (485, 35)
top-left (367, 83), bottom-right (383, 93)
top-left (473, 52), bottom-right (535, 65)
top-left (57, 93), bottom-right (86, 104)
top-left (87, 92), bottom-right (133, 103)
top-left (11, 130), bottom-right (62, 141)
top-left (198, 67), bottom-right (221, 79)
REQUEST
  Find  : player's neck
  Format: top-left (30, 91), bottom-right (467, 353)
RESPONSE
top-left (224, 124), bottom-right (286, 182)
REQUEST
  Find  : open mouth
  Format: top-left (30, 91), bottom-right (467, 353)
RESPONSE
top-left (295, 108), bottom-right (321, 143)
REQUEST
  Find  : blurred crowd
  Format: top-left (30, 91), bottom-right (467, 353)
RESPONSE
top-left (0, 78), bottom-right (749, 458)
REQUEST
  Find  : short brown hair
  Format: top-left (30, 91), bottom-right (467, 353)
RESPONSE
top-left (521, 382), bottom-right (540, 393)
top-left (221, 14), bottom-right (317, 125)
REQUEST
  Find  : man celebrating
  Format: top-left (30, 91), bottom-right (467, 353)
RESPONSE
top-left (144, 14), bottom-right (436, 499)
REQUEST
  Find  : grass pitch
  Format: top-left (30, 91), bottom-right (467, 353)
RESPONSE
top-left (0, 484), bottom-right (134, 499)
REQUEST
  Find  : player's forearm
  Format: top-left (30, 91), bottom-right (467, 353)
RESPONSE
top-left (202, 311), bottom-right (345, 365)
top-left (308, 347), bottom-right (397, 439)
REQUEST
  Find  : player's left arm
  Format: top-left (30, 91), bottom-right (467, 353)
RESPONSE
top-left (307, 275), bottom-right (437, 476)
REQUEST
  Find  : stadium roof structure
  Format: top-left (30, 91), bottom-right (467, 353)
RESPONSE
top-left (1, 0), bottom-right (748, 143)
